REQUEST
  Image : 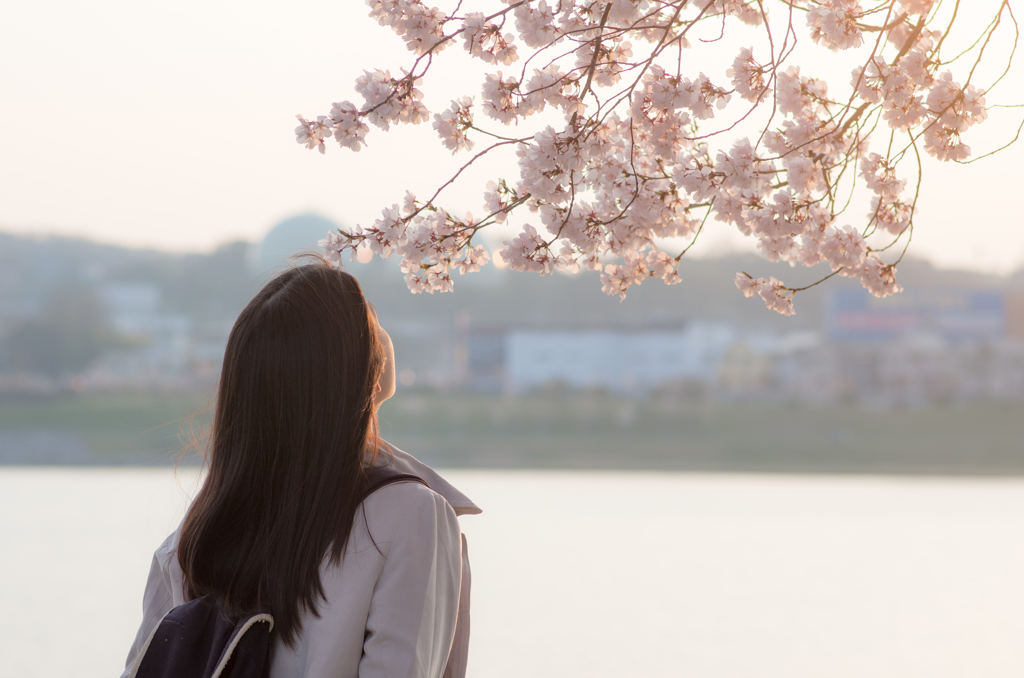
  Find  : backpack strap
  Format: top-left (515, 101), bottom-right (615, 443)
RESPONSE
top-left (361, 465), bottom-right (428, 499)
top-left (210, 611), bottom-right (275, 678)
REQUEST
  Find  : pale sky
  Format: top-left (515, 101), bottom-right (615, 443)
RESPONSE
top-left (1, 1), bottom-right (1021, 273)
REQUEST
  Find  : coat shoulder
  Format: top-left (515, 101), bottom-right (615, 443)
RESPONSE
top-left (358, 479), bottom-right (458, 551)
top-left (376, 441), bottom-right (482, 516)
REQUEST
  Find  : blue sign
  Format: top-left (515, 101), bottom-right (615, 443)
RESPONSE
top-left (827, 287), bottom-right (1005, 342)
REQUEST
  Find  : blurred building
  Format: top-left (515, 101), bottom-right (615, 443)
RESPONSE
top-left (461, 283), bottom-right (1024, 405)
top-left (1007, 273), bottom-right (1024, 339)
top-left (826, 287), bottom-right (1005, 343)
top-left (467, 322), bottom-right (736, 394)
top-left (5, 223), bottom-right (1024, 405)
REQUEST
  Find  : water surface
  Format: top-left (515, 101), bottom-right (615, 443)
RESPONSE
top-left (2, 469), bottom-right (1022, 677)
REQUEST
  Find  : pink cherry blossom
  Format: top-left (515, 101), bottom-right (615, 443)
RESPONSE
top-left (462, 13), bottom-right (518, 65)
top-left (455, 245), bottom-right (491, 275)
top-left (500, 224), bottom-right (556, 275)
top-left (758, 278), bottom-right (795, 316)
top-left (871, 195), bottom-right (913, 235)
top-left (899, 0), bottom-right (934, 16)
top-left (735, 272), bottom-right (760, 298)
top-left (432, 97), bottom-right (475, 153)
top-left (514, 1), bottom-right (561, 49)
top-left (808, 0), bottom-right (865, 52)
top-left (853, 253), bottom-right (903, 297)
top-left (356, 69), bottom-right (428, 131)
top-left (329, 102), bottom-right (369, 151)
top-left (646, 250), bottom-right (681, 285)
top-left (481, 71), bottom-right (521, 124)
top-left (860, 154), bottom-right (907, 198)
top-left (367, 0), bottom-right (447, 56)
top-left (294, 115), bottom-right (332, 154)
top-left (821, 226), bottom-right (867, 270)
top-left (728, 48), bottom-right (767, 103)
top-left (601, 253), bottom-right (648, 300)
top-left (318, 231), bottom-right (347, 266)
top-left (295, 0), bottom-right (1014, 314)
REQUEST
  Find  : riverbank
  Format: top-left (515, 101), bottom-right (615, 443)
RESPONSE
top-left (2, 390), bottom-right (1022, 474)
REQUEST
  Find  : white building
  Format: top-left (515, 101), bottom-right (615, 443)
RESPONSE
top-left (503, 323), bottom-right (736, 394)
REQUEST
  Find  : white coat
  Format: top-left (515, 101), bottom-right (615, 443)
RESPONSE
top-left (121, 442), bottom-right (481, 678)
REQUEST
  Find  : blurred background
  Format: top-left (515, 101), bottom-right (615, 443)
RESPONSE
top-left (2, 214), bottom-right (1024, 473)
top-left (5, 220), bottom-right (1024, 678)
top-left (4, 1), bottom-right (1024, 676)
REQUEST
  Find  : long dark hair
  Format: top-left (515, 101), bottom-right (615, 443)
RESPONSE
top-left (178, 262), bottom-right (384, 646)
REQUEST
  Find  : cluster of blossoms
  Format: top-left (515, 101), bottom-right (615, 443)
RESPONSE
top-left (298, 0), bottom-right (1015, 314)
top-left (735, 273), bottom-right (795, 316)
top-left (320, 191), bottom-right (492, 294)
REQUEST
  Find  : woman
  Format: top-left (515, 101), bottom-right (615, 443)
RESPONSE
top-left (120, 262), bottom-right (480, 678)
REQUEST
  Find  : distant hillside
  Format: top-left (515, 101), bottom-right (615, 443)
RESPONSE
top-left (0, 232), bottom-right (255, 331)
top-left (1, 229), bottom-right (1015, 339)
top-left (350, 247), bottom-right (1012, 335)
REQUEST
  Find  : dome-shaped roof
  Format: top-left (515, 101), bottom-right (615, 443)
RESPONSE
top-left (250, 213), bottom-right (342, 275)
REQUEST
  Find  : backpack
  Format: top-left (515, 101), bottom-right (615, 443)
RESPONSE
top-left (128, 466), bottom-right (427, 678)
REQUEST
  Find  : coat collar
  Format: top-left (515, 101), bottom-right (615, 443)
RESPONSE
top-left (377, 440), bottom-right (482, 517)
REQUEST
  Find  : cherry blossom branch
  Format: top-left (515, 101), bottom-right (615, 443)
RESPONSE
top-left (981, 2), bottom-right (1018, 94)
top-left (297, 0), bottom-right (1017, 307)
top-left (574, 3), bottom-right (613, 113)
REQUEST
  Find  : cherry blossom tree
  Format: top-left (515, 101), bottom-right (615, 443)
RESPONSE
top-left (297, 0), bottom-right (1019, 315)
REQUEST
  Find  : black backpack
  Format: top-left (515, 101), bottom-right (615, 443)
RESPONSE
top-left (129, 467), bottom-right (426, 678)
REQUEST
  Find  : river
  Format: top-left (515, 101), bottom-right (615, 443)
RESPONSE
top-left (2, 468), bottom-right (1022, 677)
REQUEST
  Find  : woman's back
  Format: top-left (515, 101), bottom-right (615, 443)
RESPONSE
top-left (120, 264), bottom-right (481, 678)
top-left (122, 445), bottom-right (480, 678)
